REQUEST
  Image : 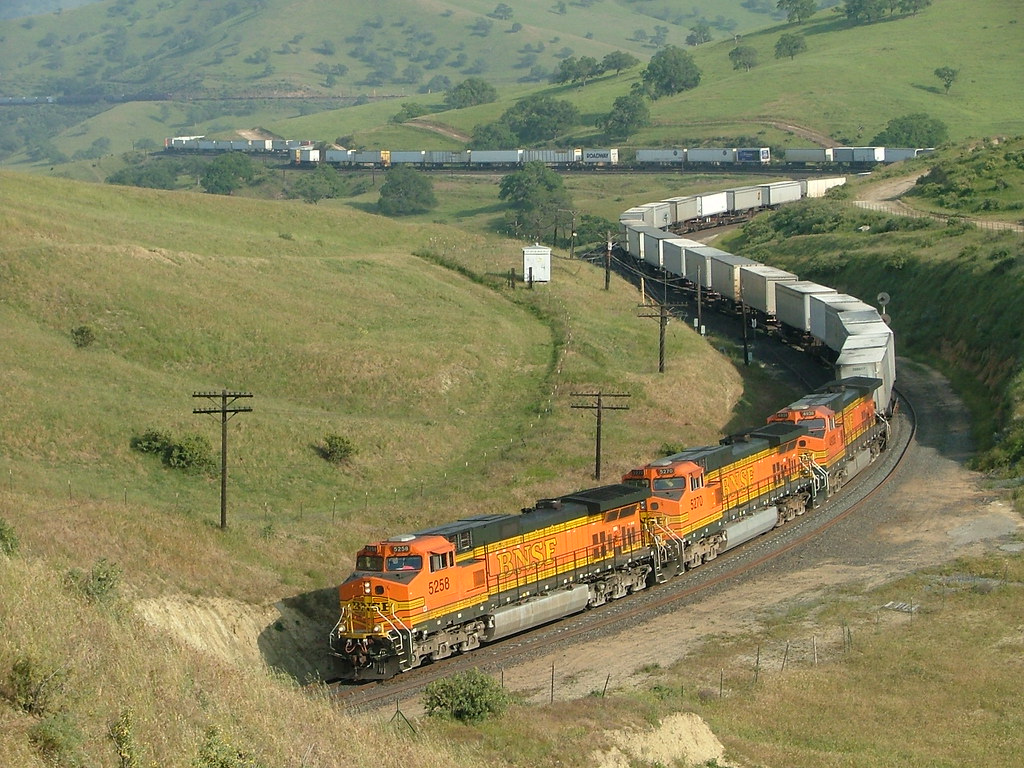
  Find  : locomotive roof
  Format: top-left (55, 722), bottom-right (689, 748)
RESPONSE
top-left (416, 484), bottom-right (648, 552)
top-left (785, 377), bottom-right (881, 412)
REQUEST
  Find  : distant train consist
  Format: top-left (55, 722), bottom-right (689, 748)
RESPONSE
top-left (163, 136), bottom-right (933, 170)
top-left (326, 173), bottom-right (897, 680)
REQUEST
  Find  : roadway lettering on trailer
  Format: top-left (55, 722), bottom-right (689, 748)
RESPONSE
top-left (495, 538), bottom-right (558, 575)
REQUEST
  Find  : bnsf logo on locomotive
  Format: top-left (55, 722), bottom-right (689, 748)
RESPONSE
top-left (495, 538), bottom-right (557, 575)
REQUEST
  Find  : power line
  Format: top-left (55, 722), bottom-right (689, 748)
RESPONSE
top-left (571, 392), bottom-right (629, 481)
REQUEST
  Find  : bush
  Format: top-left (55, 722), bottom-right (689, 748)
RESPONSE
top-left (65, 558), bottom-right (122, 603)
top-left (70, 325), bottom-right (95, 348)
top-left (131, 428), bottom-right (216, 475)
top-left (193, 726), bottom-right (265, 768)
top-left (28, 712), bottom-right (84, 764)
top-left (423, 668), bottom-right (510, 723)
top-left (320, 434), bottom-right (357, 464)
top-left (6, 654), bottom-right (70, 716)
top-left (0, 517), bottom-right (18, 556)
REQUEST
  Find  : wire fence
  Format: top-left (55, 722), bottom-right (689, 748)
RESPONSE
top-left (851, 200), bottom-right (1024, 235)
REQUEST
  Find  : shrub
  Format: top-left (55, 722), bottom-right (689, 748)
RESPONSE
top-left (28, 712), bottom-right (83, 763)
top-left (193, 726), bottom-right (265, 768)
top-left (65, 558), bottom-right (122, 603)
top-left (110, 708), bottom-right (141, 768)
top-left (0, 517), bottom-right (18, 556)
top-left (70, 325), bottom-right (95, 348)
top-left (6, 654), bottom-right (70, 716)
top-left (131, 428), bottom-right (172, 455)
top-left (423, 668), bottom-right (510, 723)
top-left (131, 429), bottom-right (216, 475)
top-left (320, 434), bottom-right (357, 464)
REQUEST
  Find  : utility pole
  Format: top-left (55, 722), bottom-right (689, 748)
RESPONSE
top-left (193, 389), bottom-right (253, 530)
top-left (639, 300), bottom-right (686, 373)
top-left (558, 208), bottom-right (579, 259)
top-left (604, 233), bottom-right (612, 290)
top-left (571, 392), bottom-right (630, 480)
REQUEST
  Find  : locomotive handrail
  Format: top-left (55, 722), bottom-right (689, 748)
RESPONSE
top-left (375, 607), bottom-right (414, 671)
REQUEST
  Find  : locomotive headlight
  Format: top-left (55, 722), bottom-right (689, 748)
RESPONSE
top-left (363, 581), bottom-right (371, 594)
top-left (373, 624), bottom-right (383, 633)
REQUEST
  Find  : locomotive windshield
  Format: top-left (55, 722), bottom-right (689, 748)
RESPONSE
top-left (356, 554), bottom-right (384, 571)
top-left (802, 418), bottom-right (826, 436)
top-left (386, 555), bottom-right (423, 572)
top-left (653, 477), bottom-right (687, 491)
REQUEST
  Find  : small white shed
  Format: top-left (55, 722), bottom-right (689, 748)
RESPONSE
top-left (523, 244), bottom-right (551, 283)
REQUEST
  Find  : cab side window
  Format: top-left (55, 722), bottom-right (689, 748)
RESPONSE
top-left (429, 552), bottom-right (454, 572)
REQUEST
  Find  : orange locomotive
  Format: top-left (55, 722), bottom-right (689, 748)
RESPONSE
top-left (622, 377), bottom-right (888, 577)
top-left (331, 484), bottom-right (655, 680)
top-left (331, 377), bottom-right (889, 680)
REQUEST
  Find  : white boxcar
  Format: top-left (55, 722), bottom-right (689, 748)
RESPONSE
top-left (802, 176), bottom-right (847, 198)
top-left (697, 191), bottom-right (728, 217)
top-left (758, 180), bottom-right (803, 206)
top-left (784, 148), bottom-right (834, 163)
top-left (776, 281), bottom-right (837, 333)
top-left (726, 186), bottom-right (765, 212)
top-left (642, 229), bottom-right (684, 270)
top-left (663, 196), bottom-right (701, 225)
top-left (582, 148), bottom-right (618, 164)
top-left (739, 265), bottom-right (799, 315)
top-left (809, 294), bottom-right (873, 347)
top-left (636, 148), bottom-right (685, 164)
top-left (661, 238), bottom-right (702, 277)
top-left (709, 251), bottom-right (758, 301)
top-left (688, 147), bottom-right (736, 164)
top-left (637, 201), bottom-right (672, 229)
top-left (470, 149), bottom-right (523, 165)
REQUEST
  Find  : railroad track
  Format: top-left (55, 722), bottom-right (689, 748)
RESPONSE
top-left (333, 393), bottom-right (916, 712)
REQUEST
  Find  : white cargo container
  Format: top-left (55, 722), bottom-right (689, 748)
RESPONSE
top-left (758, 180), bottom-right (803, 206)
top-left (833, 146), bottom-right (885, 163)
top-left (522, 244), bottom-right (551, 283)
top-left (661, 238), bottom-right (701, 277)
top-left (323, 149), bottom-right (351, 163)
top-left (522, 149), bottom-right (580, 164)
top-left (619, 207), bottom-right (647, 224)
top-left (642, 229), bottom-right (683, 270)
top-left (637, 201), bottom-right (672, 229)
top-left (739, 265), bottom-right (799, 315)
top-left (635, 148), bottom-right (685, 164)
top-left (802, 176), bottom-right (847, 198)
top-left (709, 251), bottom-right (758, 301)
top-left (809, 294), bottom-right (871, 345)
top-left (294, 147), bottom-right (322, 164)
top-left (776, 281), bottom-right (837, 333)
top-left (824, 306), bottom-right (882, 351)
top-left (882, 147), bottom-right (920, 162)
top-left (726, 186), bottom-right (765, 212)
top-left (663, 195), bottom-right (701, 225)
top-left (425, 150), bottom-right (469, 164)
top-left (784, 148), bottom-right (834, 163)
top-left (684, 246), bottom-right (734, 290)
top-left (582, 148), bottom-right (618, 164)
top-left (836, 343), bottom-right (893, 414)
top-left (697, 191), bottom-right (728, 217)
top-left (688, 147), bottom-right (736, 164)
top-left (390, 150), bottom-right (427, 164)
top-left (624, 224), bottom-right (662, 261)
top-left (470, 149), bottom-right (523, 165)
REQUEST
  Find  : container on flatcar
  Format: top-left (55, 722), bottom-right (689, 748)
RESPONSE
top-left (349, 150), bottom-right (390, 166)
top-left (582, 148), bottom-right (618, 164)
top-left (882, 147), bottom-right (920, 162)
top-left (683, 245), bottom-right (730, 290)
top-left (663, 196), bottom-right (700, 225)
top-left (737, 147), bottom-right (771, 163)
top-left (425, 150), bottom-right (470, 165)
top-left (619, 207), bottom-right (648, 224)
top-left (624, 223), bottom-right (663, 262)
top-left (697, 191), bottom-right (728, 217)
top-left (809, 294), bottom-right (873, 346)
top-left (294, 147), bottom-right (322, 164)
top-left (758, 180), bottom-right (803, 206)
top-left (642, 229), bottom-right (684, 270)
top-left (390, 150), bottom-right (427, 164)
top-left (709, 251), bottom-right (758, 302)
top-left (802, 176), bottom-right (847, 198)
top-left (775, 281), bottom-right (837, 334)
top-left (323, 149), bottom-right (351, 163)
top-left (827, 310), bottom-right (887, 350)
top-left (725, 186), bottom-right (765, 213)
top-left (784, 148), bottom-right (834, 164)
top-left (636, 148), bottom-right (685, 165)
top-left (637, 201), bottom-right (672, 229)
top-left (836, 344), bottom-right (893, 414)
top-left (688, 147), bottom-right (736, 164)
top-left (469, 149), bottom-right (523, 165)
top-left (739, 265), bottom-right (799, 316)
top-left (661, 238), bottom-right (702, 277)
top-left (833, 147), bottom-right (885, 163)
top-left (522, 148), bottom-right (581, 164)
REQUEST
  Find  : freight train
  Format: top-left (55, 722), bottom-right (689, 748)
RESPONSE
top-left (328, 176), bottom-right (896, 680)
top-left (164, 136), bottom-right (932, 170)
